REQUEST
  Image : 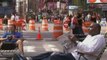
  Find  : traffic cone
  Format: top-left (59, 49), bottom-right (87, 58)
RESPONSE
top-left (41, 19), bottom-right (48, 31)
top-left (29, 19), bottom-right (35, 31)
top-left (36, 27), bottom-right (42, 40)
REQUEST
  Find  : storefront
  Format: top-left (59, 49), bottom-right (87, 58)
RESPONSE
top-left (0, 0), bottom-right (15, 17)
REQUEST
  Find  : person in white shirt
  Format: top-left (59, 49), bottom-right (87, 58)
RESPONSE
top-left (30, 23), bottom-right (106, 60)
top-left (14, 14), bottom-right (19, 21)
top-left (11, 14), bottom-right (15, 20)
top-left (70, 23), bottom-right (106, 60)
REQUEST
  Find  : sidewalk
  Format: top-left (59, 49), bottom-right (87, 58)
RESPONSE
top-left (0, 36), bottom-right (106, 60)
top-left (23, 38), bottom-right (107, 60)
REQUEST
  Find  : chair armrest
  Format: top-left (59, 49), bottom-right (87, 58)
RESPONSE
top-left (77, 52), bottom-right (88, 60)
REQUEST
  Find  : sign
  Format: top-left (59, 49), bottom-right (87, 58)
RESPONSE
top-left (87, 0), bottom-right (107, 3)
top-left (57, 1), bottom-right (60, 8)
top-left (68, 6), bottom-right (78, 9)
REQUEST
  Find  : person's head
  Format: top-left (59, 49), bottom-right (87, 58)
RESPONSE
top-left (88, 23), bottom-right (101, 36)
top-left (8, 24), bottom-right (16, 33)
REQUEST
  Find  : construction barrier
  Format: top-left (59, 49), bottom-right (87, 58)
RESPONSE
top-left (41, 19), bottom-right (48, 31)
top-left (53, 20), bottom-right (63, 38)
top-left (29, 19), bottom-right (35, 31)
top-left (16, 19), bottom-right (26, 31)
top-left (7, 19), bottom-right (17, 32)
top-left (8, 20), bottom-right (15, 28)
top-left (0, 18), bottom-right (3, 30)
top-left (82, 21), bottom-right (92, 34)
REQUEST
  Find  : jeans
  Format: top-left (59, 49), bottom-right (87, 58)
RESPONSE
top-left (50, 52), bottom-right (76, 60)
top-left (31, 52), bottom-right (52, 60)
top-left (31, 52), bottom-right (76, 60)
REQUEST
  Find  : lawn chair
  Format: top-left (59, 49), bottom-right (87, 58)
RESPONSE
top-left (0, 42), bottom-right (20, 59)
top-left (78, 33), bottom-right (107, 60)
top-left (0, 26), bottom-right (23, 59)
top-left (78, 45), bottom-right (107, 60)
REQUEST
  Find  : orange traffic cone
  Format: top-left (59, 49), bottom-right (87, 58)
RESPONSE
top-left (36, 27), bottom-right (42, 40)
top-left (41, 19), bottom-right (48, 31)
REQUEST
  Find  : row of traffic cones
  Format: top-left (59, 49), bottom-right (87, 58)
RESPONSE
top-left (36, 20), bottom-right (63, 41)
top-left (29, 19), bottom-right (48, 31)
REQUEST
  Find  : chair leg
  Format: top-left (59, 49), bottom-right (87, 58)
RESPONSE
top-left (78, 55), bottom-right (81, 60)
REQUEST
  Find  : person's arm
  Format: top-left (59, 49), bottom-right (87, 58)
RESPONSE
top-left (0, 33), bottom-right (7, 41)
top-left (68, 35), bottom-right (79, 46)
top-left (13, 32), bottom-right (24, 40)
top-left (0, 38), bottom-right (7, 41)
top-left (76, 36), bottom-right (105, 55)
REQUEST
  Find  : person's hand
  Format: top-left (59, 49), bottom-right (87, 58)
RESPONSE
top-left (68, 35), bottom-right (78, 43)
top-left (12, 35), bottom-right (16, 39)
top-left (11, 35), bottom-right (17, 40)
top-left (6, 35), bottom-right (13, 40)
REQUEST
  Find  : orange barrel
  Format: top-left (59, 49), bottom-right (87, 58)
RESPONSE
top-left (29, 19), bottom-right (35, 31)
top-left (16, 19), bottom-right (25, 31)
top-left (0, 18), bottom-right (3, 30)
top-left (82, 21), bottom-right (92, 34)
top-left (8, 20), bottom-right (14, 27)
top-left (41, 19), bottom-right (48, 31)
top-left (16, 19), bottom-right (23, 27)
top-left (53, 20), bottom-right (63, 38)
top-left (7, 20), bottom-right (13, 31)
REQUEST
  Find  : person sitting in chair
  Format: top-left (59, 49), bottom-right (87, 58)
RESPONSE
top-left (0, 24), bottom-right (24, 54)
top-left (29, 23), bottom-right (106, 60)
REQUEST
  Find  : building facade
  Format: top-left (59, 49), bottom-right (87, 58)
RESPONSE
top-left (0, 0), bottom-right (16, 17)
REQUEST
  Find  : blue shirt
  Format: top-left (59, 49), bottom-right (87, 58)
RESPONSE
top-left (2, 32), bottom-right (23, 43)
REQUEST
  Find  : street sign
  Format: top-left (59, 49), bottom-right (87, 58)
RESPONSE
top-left (87, 0), bottom-right (107, 3)
top-left (68, 6), bottom-right (78, 10)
